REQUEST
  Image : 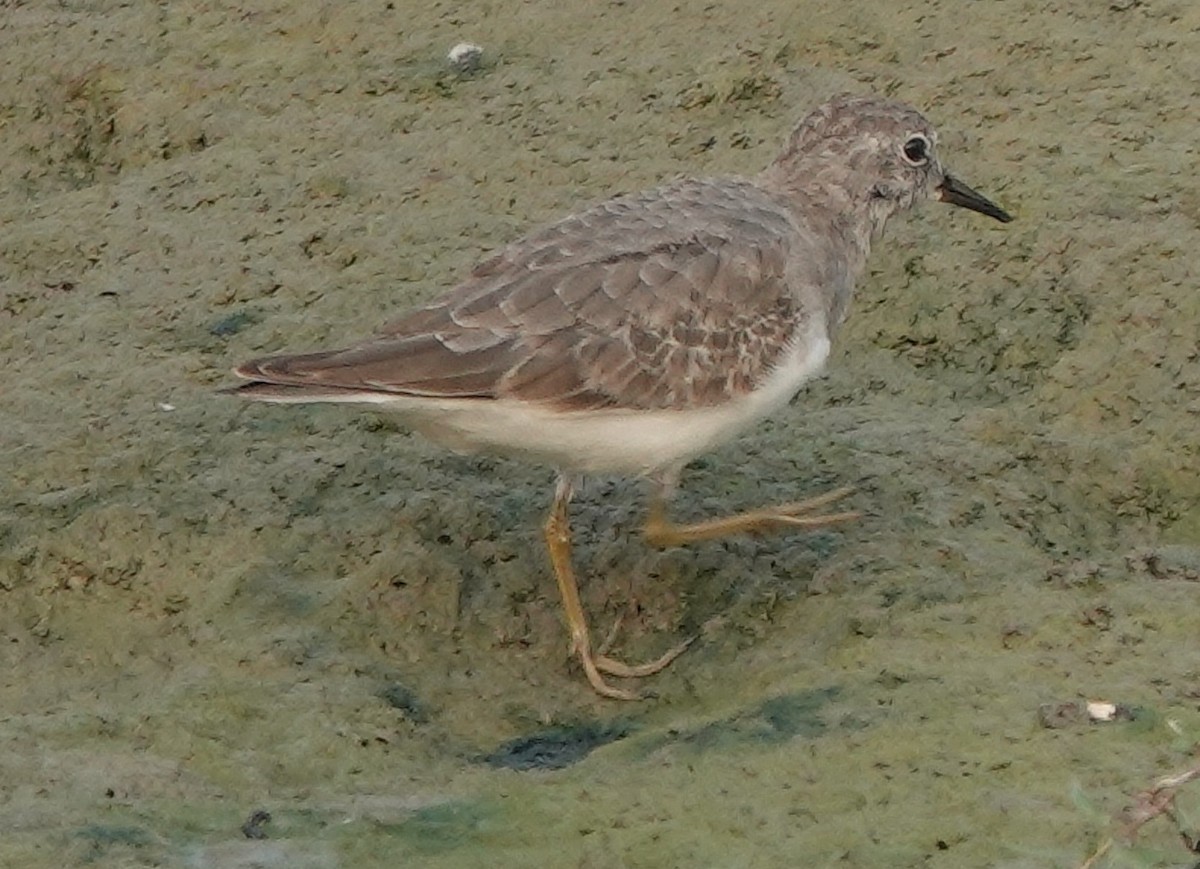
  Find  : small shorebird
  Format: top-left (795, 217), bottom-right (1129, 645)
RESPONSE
top-left (228, 93), bottom-right (1012, 699)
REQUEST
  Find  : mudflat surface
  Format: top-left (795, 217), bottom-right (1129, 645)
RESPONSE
top-left (3, 1), bottom-right (1199, 866)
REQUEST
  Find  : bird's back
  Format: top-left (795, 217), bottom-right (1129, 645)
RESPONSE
top-left (235, 175), bottom-right (840, 414)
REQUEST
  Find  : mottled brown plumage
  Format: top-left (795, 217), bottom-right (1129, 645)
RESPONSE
top-left (228, 94), bottom-right (1012, 699)
top-left (236, 178), bottom-right (808, 413)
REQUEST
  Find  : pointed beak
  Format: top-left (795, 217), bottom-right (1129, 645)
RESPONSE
top-left (937, 173), bottom-right (1013, 223)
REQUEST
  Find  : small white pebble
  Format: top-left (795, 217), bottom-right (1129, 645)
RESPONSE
top-left (447, 42), bottom-right (483, 72)
top-left (1086, 701), bottom-right (1118, 722)
top-left (158, 402), bottom-right (175, 412)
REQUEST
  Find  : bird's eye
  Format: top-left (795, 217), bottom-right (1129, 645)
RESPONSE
top-left (901, 134), bottom-right (931, 166)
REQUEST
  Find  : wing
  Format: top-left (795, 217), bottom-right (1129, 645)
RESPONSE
top-left (235, 177), bottom-right (809, 412)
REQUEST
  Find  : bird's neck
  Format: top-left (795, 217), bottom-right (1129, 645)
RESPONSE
top-left (757, 161), bottom-right (891, 262)
top-left (756, 162), bottom-right (893, 332)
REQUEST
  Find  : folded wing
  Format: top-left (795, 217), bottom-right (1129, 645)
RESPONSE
top-left (233, 178), bottom-right (806, 412)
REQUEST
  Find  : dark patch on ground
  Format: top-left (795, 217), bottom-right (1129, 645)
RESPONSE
top-left (378, 681), bottom-right (428, 724)
top-left (241, 808), bottom-right (272, 839)
top-left (481, 721), bottom-right (632, 771)
top-left (210, 309), bottom-right (261, 337)
top-left (640, 686), bottom-right (847, 755)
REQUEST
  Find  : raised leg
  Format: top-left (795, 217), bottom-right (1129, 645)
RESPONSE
top-left (543, 476), bottom-right (692, 700)
top-left (644, 484), bottom-right (860, 548)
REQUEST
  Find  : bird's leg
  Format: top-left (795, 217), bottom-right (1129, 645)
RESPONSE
top-left (643, 473), bottom-right (860, 548)
top-left (543, 476), bottom-right (692, 700)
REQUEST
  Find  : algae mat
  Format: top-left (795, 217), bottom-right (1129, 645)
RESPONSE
top-left (3, 1), bottom-right (1199, 866)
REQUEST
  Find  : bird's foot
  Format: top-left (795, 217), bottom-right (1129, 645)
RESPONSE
top-left (643, 485), bottom-right (860, 547)
top-left (571, 628), bottom-right (695, 700)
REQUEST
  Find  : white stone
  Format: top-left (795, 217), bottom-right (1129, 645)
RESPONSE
top-left (1086, 701), bottom-right (1118, 722)
top-left (447, 42), bottom-right (483, 72)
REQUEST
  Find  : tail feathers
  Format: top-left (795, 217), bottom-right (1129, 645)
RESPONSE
top-left (222, 380), bottom-right (399, 404)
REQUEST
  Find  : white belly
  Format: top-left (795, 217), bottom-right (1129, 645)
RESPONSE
top-left (381, 331), bottom-right (831, 474)
top-left (251, 329), bottom-right (833, 475)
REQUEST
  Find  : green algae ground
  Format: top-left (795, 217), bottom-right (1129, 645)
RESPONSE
top-left (3, 1), bottom-right (1199, 866)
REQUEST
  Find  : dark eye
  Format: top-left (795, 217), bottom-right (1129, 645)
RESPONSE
top-left (902, 134), bottom-right (930, 166)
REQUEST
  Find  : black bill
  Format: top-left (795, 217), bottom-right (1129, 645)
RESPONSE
top-left (937, 174), bottom-right (1013, 223)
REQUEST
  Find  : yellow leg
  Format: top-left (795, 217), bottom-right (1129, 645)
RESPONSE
top-left (543, 478), bottom-right (692, 700)
top-left (644, 486), bottom-right (860, 548)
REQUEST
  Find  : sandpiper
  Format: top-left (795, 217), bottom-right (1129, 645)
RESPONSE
top-left (228, 93), bottom-right (1013, 699)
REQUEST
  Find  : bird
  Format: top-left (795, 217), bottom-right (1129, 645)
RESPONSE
top-left (227, 93), bottom-right (1013, 700)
